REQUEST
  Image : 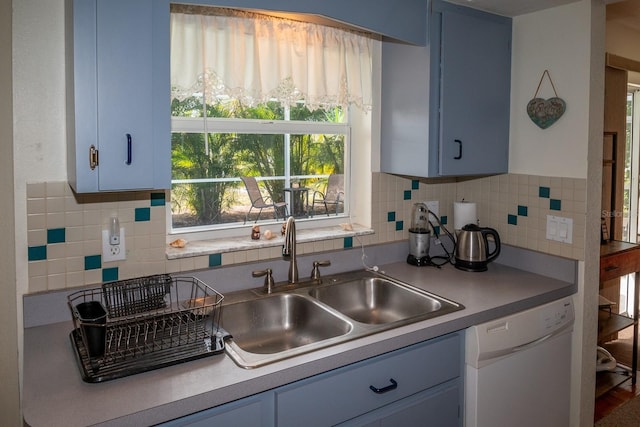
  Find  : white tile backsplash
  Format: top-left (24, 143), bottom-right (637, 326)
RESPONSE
top-left (26, 172), bottom-right (586, 292)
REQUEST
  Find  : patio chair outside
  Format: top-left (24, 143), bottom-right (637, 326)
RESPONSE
top-left (311, 174), bottom-right (344, 216)
top-left (241, 176), bottom-right (287, 223)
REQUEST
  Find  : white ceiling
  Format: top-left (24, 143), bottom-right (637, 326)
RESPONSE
top-left (444, 0), bottom-right (639, 28)
top-left (443, 0), bottom-right (581, 16)
top-left (606, 0), bottom-right (640, 85)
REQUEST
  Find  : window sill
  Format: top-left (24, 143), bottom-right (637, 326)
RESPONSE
top-left (166, 223), bottom-right (374, 260)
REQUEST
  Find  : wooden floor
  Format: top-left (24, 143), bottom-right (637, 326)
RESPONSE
top-left (594, 374), bottom-right (640, 422)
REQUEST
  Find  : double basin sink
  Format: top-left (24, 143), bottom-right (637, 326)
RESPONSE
top-left (220, 270), bottom-right (464, 368)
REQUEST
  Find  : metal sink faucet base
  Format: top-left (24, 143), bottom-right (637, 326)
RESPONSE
top-left (282, 216), bottom-right (299, 284)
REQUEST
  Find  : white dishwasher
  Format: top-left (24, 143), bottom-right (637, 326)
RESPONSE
top-left (465, 296), bottom-right (574, 427)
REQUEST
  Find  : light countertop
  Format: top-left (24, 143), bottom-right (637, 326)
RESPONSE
top-left (23, 259), bottom-right (576, 427)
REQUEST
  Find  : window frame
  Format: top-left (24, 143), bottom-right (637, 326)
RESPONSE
top-left (168, 114), bottom-right (352, 239)
top-left (165, 6), bottom-right (379, 245)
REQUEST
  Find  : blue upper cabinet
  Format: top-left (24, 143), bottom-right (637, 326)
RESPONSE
top-left (67, 0), bottom-right (170, 193)
top-left (433, 1), bottom-right (511, 176)
top-left (381, 0), bottom-right (512, 177)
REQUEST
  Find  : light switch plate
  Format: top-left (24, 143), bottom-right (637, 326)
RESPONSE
top-left (546, 215), bottom-right (573, 244)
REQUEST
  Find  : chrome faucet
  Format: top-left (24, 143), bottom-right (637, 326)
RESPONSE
top-left (282, 216), bottom-right (299, 284)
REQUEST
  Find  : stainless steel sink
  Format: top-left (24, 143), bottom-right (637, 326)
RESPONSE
top-left (309, 277), bottom-right (447, 324)
top-left (221, 270), bottom-right (464, 368)
top-left (221, 293), bottom-right (352, 354)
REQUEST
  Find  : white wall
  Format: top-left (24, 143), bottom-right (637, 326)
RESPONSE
top-left (510, 1), bottom-right (593, 179)
top-left (13, 0), bottom-right (67, 183)
top-left (2, 0), bottom-right (19, 422)
top-left (13, 1), bottom-right (68, 289)
top-left (12, 0), bottom-right (69, 415)
top-left (510, 1), bottom-right (603, 426)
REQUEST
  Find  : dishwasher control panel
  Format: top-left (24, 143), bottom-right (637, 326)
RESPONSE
top-left (466, 297), bottom-right (574, 368)
top-left (540, 297), bottom-right (574, 333)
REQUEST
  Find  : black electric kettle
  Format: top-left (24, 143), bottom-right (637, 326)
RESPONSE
top-left (454, 224), bottom-right (501, 272)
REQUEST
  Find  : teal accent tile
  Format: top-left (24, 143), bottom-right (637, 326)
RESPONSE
top-left (84, 255), bottom-right (102, 270)
top-left (150, 192), bottom-right (166, 206)
top-left (508, 214), bottom-right (518, 225)
top-left (411, 180), bottom-right (419, 190)
top-left (517, 205), bottom-right (528, 216)
top-left (102, 267), bottom-right (118, 282)
top-left (432, 225), bottom-right (440, 235)
top-left (209, 253), bottom-right (222, 267)
top-left (550, 199), bottom-right (562, 211)
top-left (396, 221), bottom-right (404, 231)
top-left (28, 245), bottom-right (47, 261)
top-left (387, 212), bottom-right (396, 222)
top-left (135, 207), bottom-right (151, 222)
top-left (440, 215), bottom-right (448, 225)
top-left (343, 237), bottom-right (353, 248)
top-left (539, 186), bottom-right (550, 198)
top-left (403, 190), bottom-right (411, 200)
top-left (47, 228), bottom-right (66, 244)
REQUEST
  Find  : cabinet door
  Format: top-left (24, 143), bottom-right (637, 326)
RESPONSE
top-left (380, 40), bottom-right (434, 177)
top-left (276, 333), bottom-right (461, 427)
top-left (158, 392), bottom-right (275, 427)
top-left (433, 2), bottom-right (511, 176)
top-left (96, 0), bottom-right (155, 190)
top-left (68, 0), bottom-right (170, 193)
top-left (341, 381), bottom-right (462, 427)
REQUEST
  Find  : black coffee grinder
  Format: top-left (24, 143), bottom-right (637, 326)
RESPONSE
top-left (407, 203), bottom-right (431, 266)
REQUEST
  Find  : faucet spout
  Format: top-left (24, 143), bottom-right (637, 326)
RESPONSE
top-left (282, 216), bottom-right (299, 284)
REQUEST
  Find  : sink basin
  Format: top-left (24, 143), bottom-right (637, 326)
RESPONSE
top-left (309, 277), bottom-right (447, 324)
top-left (221, 270), bottom-right (464, 368)
top-left (221, 293), bottom-right (352, 355)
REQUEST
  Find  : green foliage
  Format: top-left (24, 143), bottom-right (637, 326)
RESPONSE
top-left (171, 131), bottom-right (236, 223)
top-left (171, 96), bottom-right (346, 226)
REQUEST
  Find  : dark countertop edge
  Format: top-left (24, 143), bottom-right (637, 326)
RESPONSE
top-left (23, 258), bottom-right (577, 427)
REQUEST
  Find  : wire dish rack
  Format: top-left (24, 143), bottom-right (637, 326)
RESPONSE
top-left (68, 274), bottom-right (226, 383)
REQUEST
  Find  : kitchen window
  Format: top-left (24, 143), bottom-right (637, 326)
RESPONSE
top-left (169, 5), bottom-right (374, 238)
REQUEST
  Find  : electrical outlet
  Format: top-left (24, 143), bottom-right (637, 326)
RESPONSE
top-left (102, 228), bottom-right (126, 262)
top-left (425, 201), bottom-right (439, 219)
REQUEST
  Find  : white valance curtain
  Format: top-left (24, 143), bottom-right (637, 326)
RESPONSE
top-left (170, 7), bottom-right (373, 111)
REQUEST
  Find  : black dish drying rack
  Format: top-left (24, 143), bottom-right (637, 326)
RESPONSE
top-left (68, 274), bottom-right (226, 383)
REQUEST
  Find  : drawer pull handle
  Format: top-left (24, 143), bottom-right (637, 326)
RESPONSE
top-left (369, 378), bottom-right (398, 394)
top-left (604, 265), bottom-right (619, 272)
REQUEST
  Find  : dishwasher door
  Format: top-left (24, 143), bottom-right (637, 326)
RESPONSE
top-left (465, 297), bottom-right (574, 427)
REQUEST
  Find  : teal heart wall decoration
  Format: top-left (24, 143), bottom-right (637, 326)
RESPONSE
top-left (526, 97), bottom-right (566, 129)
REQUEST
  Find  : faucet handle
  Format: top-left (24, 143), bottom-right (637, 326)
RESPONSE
top-left (310, 260), bottom-right (331, 282)
top-left (252, 268), bottom-right (275, 294)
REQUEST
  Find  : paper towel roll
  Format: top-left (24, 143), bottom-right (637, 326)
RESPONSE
top-left (454, 201), bottom-right (477, 230)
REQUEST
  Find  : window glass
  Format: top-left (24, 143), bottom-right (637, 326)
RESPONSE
top-left (171, 99), bottom-right (348, 229)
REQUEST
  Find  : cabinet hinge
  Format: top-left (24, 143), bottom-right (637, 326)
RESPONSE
top-left (89, 145), bottom-right (99, 170)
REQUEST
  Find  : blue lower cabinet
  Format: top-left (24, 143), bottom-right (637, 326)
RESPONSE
top-left (160, 333), bottom-right (462, 427)
top-left (276, 333), bottom-right (462, 427)
top-left (158, 392), bottom-right (275, 427)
